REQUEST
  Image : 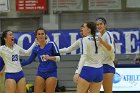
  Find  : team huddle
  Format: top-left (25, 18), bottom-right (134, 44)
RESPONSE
top-left (0, 17), bottom-right (115, 93)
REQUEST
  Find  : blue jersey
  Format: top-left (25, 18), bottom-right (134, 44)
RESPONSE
top-left (21, 41), bottom-right (60, 72)
top-left (0, 57), bottom-right (5, 71)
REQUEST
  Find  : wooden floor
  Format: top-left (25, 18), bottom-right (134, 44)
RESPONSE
top-left (35, 91), bottom-right (76, 93)
top-left (55, 91), bottom-right (76, 93)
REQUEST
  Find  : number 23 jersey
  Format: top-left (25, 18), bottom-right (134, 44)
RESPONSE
top-left (0, 44), bottom-right (30, 73)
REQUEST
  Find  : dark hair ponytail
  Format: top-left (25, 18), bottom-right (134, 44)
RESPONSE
top-left (93, 31), bottom-right (98, 53)
top-left (86, 22), bottom-right (98, 53)
top-left (1, 30), bottom-right (10, 45)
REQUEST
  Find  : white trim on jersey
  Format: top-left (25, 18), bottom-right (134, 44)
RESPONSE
top-left (49, 41), bottom-right (59, 53)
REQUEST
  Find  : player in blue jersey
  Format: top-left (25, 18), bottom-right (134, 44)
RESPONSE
top-left (76, 22), bottom-right (104, 93)
top-left (0, 57), bottom-right (5, 76)
top-left (96, 17), bottom-right (115, 93)
top-left (0, 30), bottom-right (36, 93)
top-left (0, 57), bottom-right (4, 71)
top-left (21, 27), bottom-right (60, 93)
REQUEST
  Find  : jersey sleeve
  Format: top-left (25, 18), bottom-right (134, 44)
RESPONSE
top-left (75, 55), bottom-right (86, 74)
top-left (75, 38), bottom-right (87, 74)
top-left (105, 32), bottom-right (115, 50)
top-left (59, 39), bottom-right (81, 53)
top-left (20, 48), bottom-right (37, 66)
top-left (104, 32), bottom-right (115, 60)
top-left (0, 57), bottom-right (5, 71)
top-left (17, 42), bottom-right (36, 56)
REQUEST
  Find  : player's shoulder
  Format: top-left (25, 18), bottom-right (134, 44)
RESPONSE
top-left (82, 36), bottom-right (88, 40)
top-left (76, 38), bottom-right (83, 42)
top-left (0, 45), bottom-right (6, 48)
top-left (31, 45), bottom-right (39, 53)
top-left (77, 38), bottom-right (83, 40)
top-left (103, 31), bottom-right (113, 38)
top-left (0, 45), bottom-right (6, 50)
top-left (83, 35), bottom-right (93, 39)
top-left (105, 31), bottom-right (113, 35)
top-left (82, 36), bottom-right (92, 43)
top-left (13, 44), bottom-right (23, 50)
top-left (96, 32), bottom-right (100, 36)
top-left (48, 41), bottom-right (55, 44)
top-left (48, 41), bottom-right (57, 46)
top-left (13, 44), bottom-right (19, 48)
top-left (34, 44), bottom-right (39, 49)
top-left (47, 41), bottom-right (58, 47)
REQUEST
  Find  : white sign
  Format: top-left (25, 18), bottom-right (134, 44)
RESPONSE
top-left (51, 0), bottom-right (83, 11)
top-left (127, 0), bottom-right (140, 8)
top-left (89, 0), bottom-right (121, 10)
top-left (101, 68), bottom-right (140, 91)
top-left (0, 0), bottom-right (9, 12)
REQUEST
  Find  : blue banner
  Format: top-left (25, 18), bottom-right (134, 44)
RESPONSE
top-left (13, 29), bottom-right (140, 54)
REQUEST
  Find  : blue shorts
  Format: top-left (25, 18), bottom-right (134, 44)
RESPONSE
top-left (80, 66), bottom-right (103, 82)
top-left (5, 71), bottom-right (24, 83)
top-left (103, 64), bottom-right (115, 74)
top-left (36, 70), bottom-right (57, 80)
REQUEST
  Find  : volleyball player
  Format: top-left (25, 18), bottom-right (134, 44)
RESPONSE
top-left (0, 57), bottom-right (4, 71)
top-left (96, 17), bottom-right (115, 93)
top-left (0, 57), bottom-right (4, 76)
top-left (75, 22), bottom-right (104, 93)
top-left (59, 25), bottom-right (100, 84)
top-left (21, 27), bottom-right (60, 93)
top-left (0, 30), bottom-right (36, 93)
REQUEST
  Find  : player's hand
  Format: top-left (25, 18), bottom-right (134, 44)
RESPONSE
top-left (60, 53), bottom-right (66, 55)
top-left (98, 36), bottom-right (105, 46)
top-left (44, 55), bottom-right (50, 60)
top-left (35, 38), bottom-right (39, 45)
top-left (73, 73), bottom-right (79, 84)
top-left (0, 72), bottom-right (4, 77)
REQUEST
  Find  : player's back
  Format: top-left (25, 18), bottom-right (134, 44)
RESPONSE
top-left (82, 36), bottom-right (103, 68)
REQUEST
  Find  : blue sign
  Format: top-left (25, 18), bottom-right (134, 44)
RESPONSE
top-left (111, 28), bottom-right (140, 54)
top-left (13, 29), bottom-right (140, 54)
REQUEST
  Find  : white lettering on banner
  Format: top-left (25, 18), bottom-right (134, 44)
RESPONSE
top-left (17, 34), bottom-right (32, 47)
top-left (13, 29), bottom-right (140, 54)
top-left (123, 31), bottom-right (140, 54)
top-left (69, 33), bottom-right (78, 54)
top-left (52, 33), bottom-right (60, 48)
top-left (112, 32), bottom-right (122, 54)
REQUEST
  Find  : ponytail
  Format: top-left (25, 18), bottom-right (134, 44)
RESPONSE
top-left (86, 22), bottom-right (98, 53)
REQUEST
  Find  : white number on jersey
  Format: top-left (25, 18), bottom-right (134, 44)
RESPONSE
top-left (40, 55), bottom-right (47, 62)
top-left (12, 54), bottom-right (18, 61)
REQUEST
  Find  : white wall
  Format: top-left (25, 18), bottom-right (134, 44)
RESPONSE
top-left (60, 12), bottom-right (140, 29)
top-left (1, 0), bottom-right (140, 31)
